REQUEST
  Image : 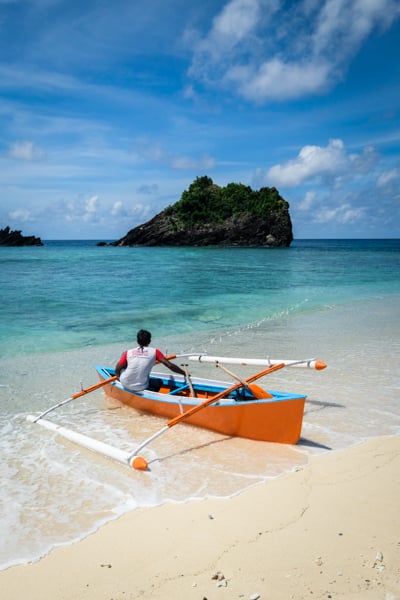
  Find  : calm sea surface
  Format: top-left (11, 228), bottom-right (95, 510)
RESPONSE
top-left (1, 239), bottom-right (399, 569)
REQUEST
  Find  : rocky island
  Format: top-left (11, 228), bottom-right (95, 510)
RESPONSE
top-left (0, 226), bottom-right (43, 246)
top-left (104, 176), bottom-right (293, 247)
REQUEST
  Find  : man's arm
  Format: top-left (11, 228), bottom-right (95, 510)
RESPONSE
top-left (160, 356), bottom-right (186, 377)
top-left (115, 351), bottom-right (127, 378)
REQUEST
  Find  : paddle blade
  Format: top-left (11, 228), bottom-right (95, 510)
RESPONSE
top-left (248, 384), bottom-right (273, 399)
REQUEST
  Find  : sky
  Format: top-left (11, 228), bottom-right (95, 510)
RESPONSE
top-left (1, 0), bottom-right (400, 240)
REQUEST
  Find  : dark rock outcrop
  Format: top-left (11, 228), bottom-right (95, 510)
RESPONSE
top-left (104, 176), bottom-right (293, 247)
top-left (0, 226), bottom-right (43, 246)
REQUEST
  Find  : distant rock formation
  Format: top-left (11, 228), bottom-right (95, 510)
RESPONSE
top-left (103, 176), bottom-right (293, 247)
top-left (0, 226), bottom-right (43, 246)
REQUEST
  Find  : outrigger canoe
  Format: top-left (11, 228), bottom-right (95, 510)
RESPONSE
top-left (28, 355), bottom-right (326, 470)
top-left (95, 364), bottom-right (307, 445)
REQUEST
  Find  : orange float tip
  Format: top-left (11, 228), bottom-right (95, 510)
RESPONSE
top-left (130, 456), bottom-right (149, 471)
top-left (315, 361), bottom-right (327, 370)
top-left (130, 455), bottom-right (148, 471)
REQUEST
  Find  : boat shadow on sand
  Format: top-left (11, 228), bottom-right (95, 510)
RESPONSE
top-left (147, 431), bottom-right (333, 467)
top-left (297, 437), bottom-right (332, 450)
top-left (147, 436), bottom-right (233, 466)
top-left (304, 398), bottom-right (345, 415)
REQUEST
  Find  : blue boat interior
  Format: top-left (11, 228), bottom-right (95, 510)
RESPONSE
top-left (95, 365), bottom-right (306, 404)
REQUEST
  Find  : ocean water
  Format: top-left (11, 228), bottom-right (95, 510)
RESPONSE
top-left (0, 239), bottom-right (399, 570)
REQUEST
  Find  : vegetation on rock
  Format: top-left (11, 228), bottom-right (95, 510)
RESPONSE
top-left (107, 176), bottom-right (293, 247)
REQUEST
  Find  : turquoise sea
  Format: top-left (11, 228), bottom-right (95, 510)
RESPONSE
top-left (1, 239), bottom-right (399, 570)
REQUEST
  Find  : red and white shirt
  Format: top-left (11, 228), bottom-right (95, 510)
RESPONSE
top-left (118, 346), bottom-right (164, 391)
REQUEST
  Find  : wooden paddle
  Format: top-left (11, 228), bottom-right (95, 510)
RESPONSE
top-left (33, 352), bottom-right (185, 424)
top-left (128, 362), bottom-right (286, 470)
top-left (33, 375), bottom-right (118, 422)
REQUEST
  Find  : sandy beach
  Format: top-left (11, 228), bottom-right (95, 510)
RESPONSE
top-left (2, 436), bottom-right (399, 600)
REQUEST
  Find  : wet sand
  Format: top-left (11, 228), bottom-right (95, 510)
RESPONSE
top-left (2, 435), bottom-right (399, 600)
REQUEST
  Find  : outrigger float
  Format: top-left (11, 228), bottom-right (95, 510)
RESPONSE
top-left (27, 354), bottom-right (327, 471)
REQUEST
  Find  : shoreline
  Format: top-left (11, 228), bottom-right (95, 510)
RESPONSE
top-left (2, 435), bottom-right (399, 599)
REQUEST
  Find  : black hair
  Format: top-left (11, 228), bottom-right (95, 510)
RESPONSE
top-left (137, 329), bottom-right (151, 347)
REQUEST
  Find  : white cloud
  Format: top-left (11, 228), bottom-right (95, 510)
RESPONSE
top-left (207, 0), bottom-right (261, 51)
top-left (86, 195), bottom-right (99, 213)
top-left (131, 203), bottom-right (152, 218)
top-left (61, 195), bottom-right (102, 224)
top-left (313, 202), bottom-right (365, 224)
top-left (348, 145), bottom-right (379, 174)
top-left (377, 168), bottom-right (400, 188)
top-left (265, 139), bottom-right (391, 232)
top-left (225, 58), bottom-right (330, 102)
top-left (9, 209), bottom-right (33, 222)
top-left (188, 0), bottom-right (263, 85)
top-left (7, 140), bottom-right (46, 161)
top-left (267, 139), bottom-right (348, 187)
top-left (189, 0), bottom-right (400, 102)
top-left (109, 201), bottom-right (152, 224)
top-left (298, 190), bottom-right (316, 211)
top-left (111, 201), bottom-right (125, 217)
top-left (312, 0), bottom-right (400, 58)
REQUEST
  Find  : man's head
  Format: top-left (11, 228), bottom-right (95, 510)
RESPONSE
top-left (137, 329), bottom-right (151, 347)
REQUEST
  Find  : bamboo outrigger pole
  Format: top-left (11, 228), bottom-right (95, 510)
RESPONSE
top-left (188, 355), bottom-right (327, 370)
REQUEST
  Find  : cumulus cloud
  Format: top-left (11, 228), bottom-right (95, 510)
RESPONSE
top-left (267, 139), bottom-right (348, 187)
top-left (189, 0), bottom-right (400, 102)
top-left (110, 200), bottom-right (151, 221)
top-left (259, 138), bottom-right (393, 232)
top-left (62, 195), bottom-right (101, 224)
top-left (225, 58), bottom-right (330, 102)
top-left (7, 140), bottom-right (46, 161)
top-left (262, 139), bottom-right (381, 190)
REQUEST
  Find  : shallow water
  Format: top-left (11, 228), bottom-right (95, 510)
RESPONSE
top-left (0, 239), bottom-right (399, 569)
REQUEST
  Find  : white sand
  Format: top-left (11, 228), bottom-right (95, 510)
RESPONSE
top-left (2, 436), bottom-right (400, 599)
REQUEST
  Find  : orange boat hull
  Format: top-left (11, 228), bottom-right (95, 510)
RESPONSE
top-left (97, 368), bottom-right (306, 445)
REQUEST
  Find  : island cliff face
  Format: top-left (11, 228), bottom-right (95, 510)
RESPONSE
top-left (0, 226), bottom-right (43, 246)
top-left (110, 176), bottom-right (293, 247)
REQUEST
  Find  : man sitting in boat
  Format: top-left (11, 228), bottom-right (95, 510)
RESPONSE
top-left (115, 329), bottom-right (186, 392)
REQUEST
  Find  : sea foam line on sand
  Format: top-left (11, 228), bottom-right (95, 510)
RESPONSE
top-left (1, 435), bottom-right (399, 600)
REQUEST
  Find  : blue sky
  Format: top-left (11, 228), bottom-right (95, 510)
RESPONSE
top-left (1, 0), bottom-right (399, 240)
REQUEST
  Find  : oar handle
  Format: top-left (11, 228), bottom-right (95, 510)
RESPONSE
top-left (33, 375), bottom-right (118, 422)
top-left (71, 375), bottom-right (118, 399)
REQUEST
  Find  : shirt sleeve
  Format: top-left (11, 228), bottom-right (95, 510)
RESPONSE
top-left (155, 348), bottom-right (165, 362)
top-left (118, 351), bottom-right (128, 367)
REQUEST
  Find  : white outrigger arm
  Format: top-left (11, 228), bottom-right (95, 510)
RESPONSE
top-left (26, 415), bottom-right (133, 467)
top-left (188, 355), bottom-right (327, 370)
